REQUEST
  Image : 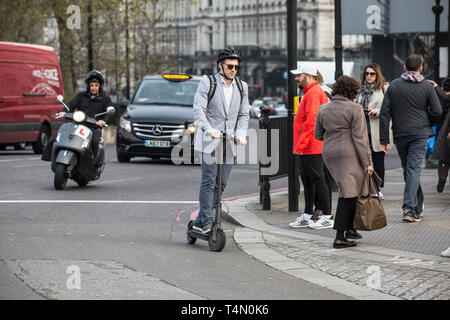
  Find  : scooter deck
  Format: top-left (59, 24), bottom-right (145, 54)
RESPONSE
top-left (187, 223), bottom-right (224, 239)
top-left (186, 229), bottom-right (210, 241)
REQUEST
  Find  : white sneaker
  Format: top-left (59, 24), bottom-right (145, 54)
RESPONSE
top-left (289, 213), bottom-right (312, 228)
top-left (441, 246), bottom-right (450, 258)
top-left (308, 215), bottom-right (334, 229)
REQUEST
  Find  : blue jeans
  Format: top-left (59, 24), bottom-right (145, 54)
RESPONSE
top-left (395, 138), bottom-right (427, 213)
top-left (195, 152), bottom-right (233, 227)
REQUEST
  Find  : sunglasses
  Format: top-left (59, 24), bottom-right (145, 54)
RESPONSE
top-left (365, 72), bottom-right (377, 76)
top-left (223, 63), bottom-right (240, 71)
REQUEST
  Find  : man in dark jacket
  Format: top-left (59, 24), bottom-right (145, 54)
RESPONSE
top-left (379, 54), bottom-right (441, 223)
top-left (59, 70), bottom-right (113, 161)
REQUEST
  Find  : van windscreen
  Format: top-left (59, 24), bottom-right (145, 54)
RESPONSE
top-left (132, 79), bottom-right (199, 106)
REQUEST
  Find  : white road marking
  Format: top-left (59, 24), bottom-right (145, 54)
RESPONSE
top-left (95, 178), bottom-right (142, 185)
top-left (13, 163), bottom-right (47, 168)
top-left (0, 200), bottom-right (199, 204)
top-left (0, 193), bottom-right (23, 198)
top-left (0, 157), bottom-right (41, 163)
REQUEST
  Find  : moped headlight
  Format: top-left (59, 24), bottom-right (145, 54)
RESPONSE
top-left (120, 117), bottom-right (132, 133)
top-left (73, 110), bottom-right (86, 123)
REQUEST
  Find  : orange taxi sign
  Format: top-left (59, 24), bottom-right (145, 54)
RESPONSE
top-left (162, 73), bottom-right (191, 81)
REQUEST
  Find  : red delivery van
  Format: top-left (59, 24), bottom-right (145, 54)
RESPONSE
top-left (0, 41), bottom-right (64, 153)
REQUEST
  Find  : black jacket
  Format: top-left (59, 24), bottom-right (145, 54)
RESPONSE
top-left (434, 86), bottom-right (450, 129)
top-left (432, 110), bottom-right (450, 162)
top-left (64, 90), bottom-right (113, 128)
top-left (379, 77), bottom-right (442, 145)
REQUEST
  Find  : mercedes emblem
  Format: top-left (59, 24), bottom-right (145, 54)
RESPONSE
top-left (153, 125), bottom-right (163, 136)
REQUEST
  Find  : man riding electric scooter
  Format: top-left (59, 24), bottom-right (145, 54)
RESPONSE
top-left (187, 48), bottom-right (250, 251)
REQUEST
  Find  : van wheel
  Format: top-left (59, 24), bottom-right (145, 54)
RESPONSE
top-left (32, 126), bottom-right (50, 154)
top-left (54, 163), bottom-right (68, 190)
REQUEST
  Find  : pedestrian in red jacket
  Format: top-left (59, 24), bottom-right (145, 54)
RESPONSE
top-left (288, 63), bottom-right (332, 230)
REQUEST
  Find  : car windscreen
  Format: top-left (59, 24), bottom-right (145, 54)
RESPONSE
top-left (132, 79), bottom-right (199, 106)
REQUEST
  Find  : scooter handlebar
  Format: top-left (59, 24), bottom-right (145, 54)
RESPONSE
top-left (206, 130), bottom-right (237, 144)
top-left (55, 112), bottom-right (106, 128)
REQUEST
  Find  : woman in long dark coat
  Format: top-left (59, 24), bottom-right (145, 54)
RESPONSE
top-left (428, 78), bottom-right (450, 192)
top-left (432, 110), bottom-right (450, 192)
top-left (315, 76), bottom-right (374, 249)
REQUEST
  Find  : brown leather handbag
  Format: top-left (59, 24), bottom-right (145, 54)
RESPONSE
top-left (354, 172), bottom-right (387, 231)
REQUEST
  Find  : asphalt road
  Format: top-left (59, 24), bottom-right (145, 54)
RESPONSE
top-left (0, 120), bottom-right (357, 301)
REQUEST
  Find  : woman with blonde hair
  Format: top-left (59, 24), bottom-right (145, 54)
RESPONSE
top-left (356, 63), bottom-right (389, 199)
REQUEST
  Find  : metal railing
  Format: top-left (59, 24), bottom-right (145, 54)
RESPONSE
top-left (258, 106), bottom-right (289, 210)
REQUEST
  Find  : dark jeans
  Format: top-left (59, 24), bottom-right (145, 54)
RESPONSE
top-left (313, 165), bottom-right (334, 214)
top-left (298, 154), bottom-right (331, 215)
top-left (368, 134), bottom-right (385, 188)
top-left (395, 138), bottom-right (427, 212)
top-left (195, 152), bottom-right (233, 227)
top-left (333, 197), bottom-right (357, 231)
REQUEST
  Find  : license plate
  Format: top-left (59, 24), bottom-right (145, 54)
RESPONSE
top-left (144, 140), bottom-right (170, 148)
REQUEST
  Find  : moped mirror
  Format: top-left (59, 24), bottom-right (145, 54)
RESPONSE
top-left (106, 106), bottom-right (116, 114)
top-left (57, 95), bottom-right (70, 111)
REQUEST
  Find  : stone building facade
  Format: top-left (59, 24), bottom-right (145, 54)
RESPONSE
top-left (156, 0), bottom-right (335, 98)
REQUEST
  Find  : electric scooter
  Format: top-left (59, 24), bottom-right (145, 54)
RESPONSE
top-left (186, 132), bottom-right (237, 252)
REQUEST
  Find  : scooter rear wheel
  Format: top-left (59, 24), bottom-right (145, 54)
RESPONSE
top-left (208, 229), bottom-right (226, 252)
top-left (186, 221), bottom-right (197, 244)
top-left (54, 163), bottom-right (68, 190)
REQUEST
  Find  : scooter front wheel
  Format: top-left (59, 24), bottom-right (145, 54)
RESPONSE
top-left (186, 221), bottom-right (197, 245)
top-left (54, 163), bottom-right (68, 190)
top-left (208, 229), bottom-right (226, 252)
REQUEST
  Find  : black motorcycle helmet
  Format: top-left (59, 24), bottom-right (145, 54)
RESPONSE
top-left (217, 47), bottom-right (241, 64)
top-left (85, 70), bottom-right (104, 89)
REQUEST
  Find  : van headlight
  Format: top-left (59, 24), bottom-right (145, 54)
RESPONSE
top-left (120, 117), bottom-right (132, 133)
top-left (186, 123), bottom-right (196, 135)
top-left (73, 110), bottom-right (86, 123)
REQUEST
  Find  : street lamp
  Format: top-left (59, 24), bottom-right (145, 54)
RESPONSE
top-left (334, 0), bottom-right (343, 80)
top-left (432, 0), bottom-right (444, 81)
top-left (287, 0), bottom-right (298, 212)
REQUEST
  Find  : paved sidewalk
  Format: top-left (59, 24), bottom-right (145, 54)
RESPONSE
top-left (228, 168), bottom-right (450, 300)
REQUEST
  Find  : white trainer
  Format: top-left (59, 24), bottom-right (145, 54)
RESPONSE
top-left (308, 215), bottom-right (334, 229)
top-left (289, 213), bottom-right (313, 228)
top-left (441, 246), bottom-right (450, 258)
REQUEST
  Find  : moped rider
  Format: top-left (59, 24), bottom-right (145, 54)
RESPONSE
top-left (58, 70), bottom-right (114, 162)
